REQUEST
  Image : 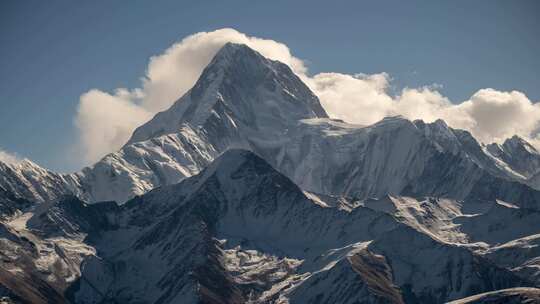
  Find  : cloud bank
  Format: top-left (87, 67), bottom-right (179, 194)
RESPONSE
top-left (309, 73), bottom-right (540, 145)
top-left (75, 28), bottom-right (540, 166)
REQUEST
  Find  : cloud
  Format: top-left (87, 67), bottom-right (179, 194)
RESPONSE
top-left (306, 72), bottom-right (540, 148)
top-left (0, 149), bottom-right (22, 165)
top-left (456, 89), bottom-right (540, 143)
top-left (74, 28), bottom-right (540, 167)
top-left (307, 73), bottom-right (472, 129)
top-left (306, 72), bottom-right (394, 125)
top-left (75, 89), bottom-right (153, 164)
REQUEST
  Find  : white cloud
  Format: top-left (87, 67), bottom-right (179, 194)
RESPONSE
top-left (306, 72), bottom-right (540, 148)
top-left (75, 89), bottom-right (153, 164)
top-left (0, 149), bottom-right (22, 165)
top-left (306, 72), bottom-right (394, 125)
top-left (74, 28), bottom-right (540, 167)
top-left (456, 89), bottom-right (540, 144)
top-left (308, 73), bottom-right (474, 130)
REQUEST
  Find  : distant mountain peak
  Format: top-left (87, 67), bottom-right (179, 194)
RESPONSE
top-left (211, 42), bottom-right (261, 64)
top-left (485, 134), bottom-right (540, 180)
top-left (504, 134), bottom-right (538, 154)
top-left (198, 148), bottom-right (291, 191)
top-left (190, 43), bottom-right (266, 86)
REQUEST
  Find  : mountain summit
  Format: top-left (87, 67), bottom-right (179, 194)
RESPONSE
top-left (127, 43), bottom-right (327, 145)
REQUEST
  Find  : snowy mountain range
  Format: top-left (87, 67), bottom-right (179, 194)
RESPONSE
top-left (1, 43), bottom-right (540, 304)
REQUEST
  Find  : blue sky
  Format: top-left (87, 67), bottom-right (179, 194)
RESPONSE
top-left (1, 0), bottom-right (539, 172)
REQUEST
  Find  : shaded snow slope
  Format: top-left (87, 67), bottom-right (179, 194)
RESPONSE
top-left (3, 150), bottom-right (533, 304)
top-left (447, 287), bottom-right (540, 304)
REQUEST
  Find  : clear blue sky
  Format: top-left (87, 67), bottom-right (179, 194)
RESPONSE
top-left (1, 0), bottom-right (539, 172)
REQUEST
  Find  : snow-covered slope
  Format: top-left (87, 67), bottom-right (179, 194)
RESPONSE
top-left (0, 160), bottom-right (82, 205)
top-left (250, 116), bottom-right (540, 211)
top-left (360, 195), bottom-right (540, 247)
top-left (447, 287), bottom-right (540, 304)
top-left (284, 246), bottom-right (404, 304)
top-left (483, 234), bottom-right (540, 285)
top-left (79, 112), bottom-right (540, 209)
top-left (65, 114), bottom-right (540, 209)
top-left (0, 206), bottom-right (94, 304)
top-left (486, 135), bottom-right (540, 190)
top-left (59, 150), bottom-right (401, 303)
top-left (367, 225), bottom-right (525, 303)
top-left (3, 150), bottom-right (533, 304)
top-left (0, 185), bottom-right (33, 220)
top-left (486, 135), bottom-right (540, 179)
top-left (77, 124), bottom-right (217, 203)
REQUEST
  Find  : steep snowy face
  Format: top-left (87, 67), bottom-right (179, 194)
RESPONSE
top-left (285, 247), bottom-right (405, 304)
top-left (484, 234), bottom-right (540, 285)
top-left (414, 119), bottom-right (516, 179)
top-left (73, 113), bottom-right (540, 208)
top-left (14, 150), bottom-right (528, 304)
top-left (3, 150), bottom-right (538, 304)
top-left (0, 160), bottom-right (82, 205)
top-left (78, 125), bottom-right (218, 203)
top-left (0, 185), bottom-right (33, 220)
top-left (128, 42), bottom-right (327, 146)
top-left (0, 197), bottom-right (96, 304)
top-left (250, 116), bottom-right (540, 210)
top-left (486, 135), bottom-right (540, 188)
top-left (66, 151), bottom-right (392, 302)
top-left (367, 226), bottom-right (525, 303)
top-left (262, 116), bottom-right (437, 198)
top-left (68, 150), bottom-right (396, 303)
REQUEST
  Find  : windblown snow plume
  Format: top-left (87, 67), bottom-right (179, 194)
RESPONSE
top-left (0, 148), bottom-right (21, 165)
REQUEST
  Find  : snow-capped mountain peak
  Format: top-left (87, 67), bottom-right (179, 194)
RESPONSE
top-left (486, 135), bottom-right (540, 183)
top-left (505, 135), bottom-right (538, 154)
top-left (127, 43), bottom-right (327, 146)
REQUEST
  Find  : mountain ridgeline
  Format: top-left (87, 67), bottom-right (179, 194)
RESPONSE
top-left (1, 43), bottom-right (540, 304)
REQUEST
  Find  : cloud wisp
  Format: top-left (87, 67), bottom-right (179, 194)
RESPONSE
top-left (74, 28), bottom-right (540, 167)
top-left (0, 148), bottom-right (22, 165)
